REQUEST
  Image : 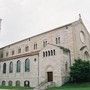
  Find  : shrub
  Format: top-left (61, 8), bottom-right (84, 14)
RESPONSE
top-left (70, 59), bottom-right (90, 83)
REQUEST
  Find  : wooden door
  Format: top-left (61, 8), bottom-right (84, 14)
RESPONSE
top-left (47, 72), bottom-right (53, 82)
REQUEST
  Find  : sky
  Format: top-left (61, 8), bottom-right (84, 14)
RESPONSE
top-left (0, 0), bottom-right (90, 47)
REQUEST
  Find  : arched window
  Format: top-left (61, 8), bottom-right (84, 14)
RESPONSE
top-left (46, 51), bottom-right (47, 57)
top-left (8, 81), bottom-right (12, 86)
top-left (9, 62), bottom-right (13, 73)
top-left (53, 49), bottom-right (55, 55)
top-left (16, 81), bottom-right (20, 87)
top-left (25, 58), bottom-right (30, 72)
top-left (16, 60), bottom-right (21, 72)
top-left (25, 46), bottom-right (29, 52)
top-left (18, 48), bottom-right (21, 53)
top-left (84, 51), bottom-right (89, 60)
top-left (24, 80), bottom-right (30, 87)
top-left (2, 81), bottom-right (6, 86)
top-left (51, 50), bottom-right (53, 56)
top-left (3, 63), bottom-right (6, 73)
top-left (48, 51), bottom-right (50, 56)
top-left (43, 52), bottom-right (45, 57)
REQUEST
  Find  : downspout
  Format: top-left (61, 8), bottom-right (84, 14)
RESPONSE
top-left (68, 50), bottom-right (71, 67)
top-left (37, 53), bottom-right (40, 86)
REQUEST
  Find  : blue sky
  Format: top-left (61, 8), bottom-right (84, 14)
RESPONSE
top-left (0, 0), bottom-right (90, 47)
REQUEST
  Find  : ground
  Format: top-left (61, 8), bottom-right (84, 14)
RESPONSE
top-left (46, 82), bottom-right (90, 90)
top-left (0, 86), bottom-right (33, 90)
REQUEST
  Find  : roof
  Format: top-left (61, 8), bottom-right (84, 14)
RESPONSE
top-left (1, 18), bottom-right (90, 49)
top-left (0, 19), bottom-right (79, 49)
top-left (0, 50), bottom-right (40, 62)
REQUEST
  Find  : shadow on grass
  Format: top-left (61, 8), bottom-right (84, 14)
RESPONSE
top-left (46, 82), bottom-right (90, 90)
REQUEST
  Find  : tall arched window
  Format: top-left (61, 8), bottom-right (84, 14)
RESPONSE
top-left (25, 58), bottom-right (30, 72)
top-left (8, 81), bottom-right (13, 86)
top-left (3, 63), bottom-right (6, 73)
top-left (2, 81), bottom-right (6, 86)
top-left (9, 62), bottom-right (13, 73)
top-left (16, 81), bottom-right (20, 86)
top-left (16, 60), bottom-right (21, 72)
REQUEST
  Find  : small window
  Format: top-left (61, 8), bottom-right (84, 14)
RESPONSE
top-left (6, 52), bottom-right (9, 57)
top-left (46, 51), bottom-right (48, 57)
top-left (34, 58), bottom-right (36, 62)
top-left (34, 43), bottom-right (37, 50)
top-left (18, 48), bottom-right (21, 53)
top-left (2, 81), bottom-right (6, 86)
top-left (53, 50), bottom-right (55, 55)
top-left (51, 50), bottom-right (53, 56)
top-left (56, 37), bottom-right (60, 44)
top-left (43, 41), bottom-right (47, 47)
top-left (25, 46), bottom-right (29, 52)
top-left (8, 81), bottom-right (12, 86)
top-left (48, 51), bottom-right (50, 56)
top-left (12, 50), bottom-right (14, 55)
top-left (56, 38), bottom-right (58, 44)
top-left (43, 52), bottom-right (45, 57)
top-left (16, 81), bottom-right (20, 87)
top-left (24, 81), bottom-right (30, 87)
top-left (1, 53), bottom-right (3, 58)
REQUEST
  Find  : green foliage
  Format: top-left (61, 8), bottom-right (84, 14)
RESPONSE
top-left (70, 59), bottom-right (90, 83)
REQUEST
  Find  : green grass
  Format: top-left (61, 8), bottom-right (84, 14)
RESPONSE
top-left (0, 86), bottom-right (33, 90)
top-left (47, 82), bottom-right (90, 90)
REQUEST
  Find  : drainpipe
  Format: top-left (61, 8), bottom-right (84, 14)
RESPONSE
top-left (68, 50), bottom-right (71, 67)
top-left (37, 53), bottom-right (40, 86)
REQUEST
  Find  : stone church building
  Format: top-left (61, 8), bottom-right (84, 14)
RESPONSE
top-left (0, 17), bottom-right (90, 87)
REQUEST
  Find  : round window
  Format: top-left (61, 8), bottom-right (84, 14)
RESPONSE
top-left (80, 31), bottom-right (85, 43)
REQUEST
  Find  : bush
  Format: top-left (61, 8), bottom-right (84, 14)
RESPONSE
top-left (70, 59), bottom-right (90, 83)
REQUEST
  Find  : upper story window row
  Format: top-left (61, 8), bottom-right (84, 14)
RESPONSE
top-left (43, 49), bottom-right (56, 57)
top-left (1, 36), bottom-right (60, 58)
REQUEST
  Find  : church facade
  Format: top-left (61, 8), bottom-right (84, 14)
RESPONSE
top-left (0, 18), bottom-right (90, 87)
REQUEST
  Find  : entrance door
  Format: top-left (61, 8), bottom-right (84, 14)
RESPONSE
top-left (47, 72), bottom-right (53, 82)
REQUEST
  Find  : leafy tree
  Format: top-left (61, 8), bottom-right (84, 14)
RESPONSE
top-left (70, 59), bottom-right (90, 83)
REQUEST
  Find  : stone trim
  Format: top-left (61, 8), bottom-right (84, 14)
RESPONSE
top-left (0, 50), bottom-right (40, 62)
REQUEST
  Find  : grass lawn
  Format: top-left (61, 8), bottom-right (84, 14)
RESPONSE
top-left (0, 86), bottom-right (33, 90)
top-left (47, 82), bottom-right (90, 90)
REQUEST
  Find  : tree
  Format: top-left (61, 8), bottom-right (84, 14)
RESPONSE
top-left (70, 59), bottom-right (90, 83)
